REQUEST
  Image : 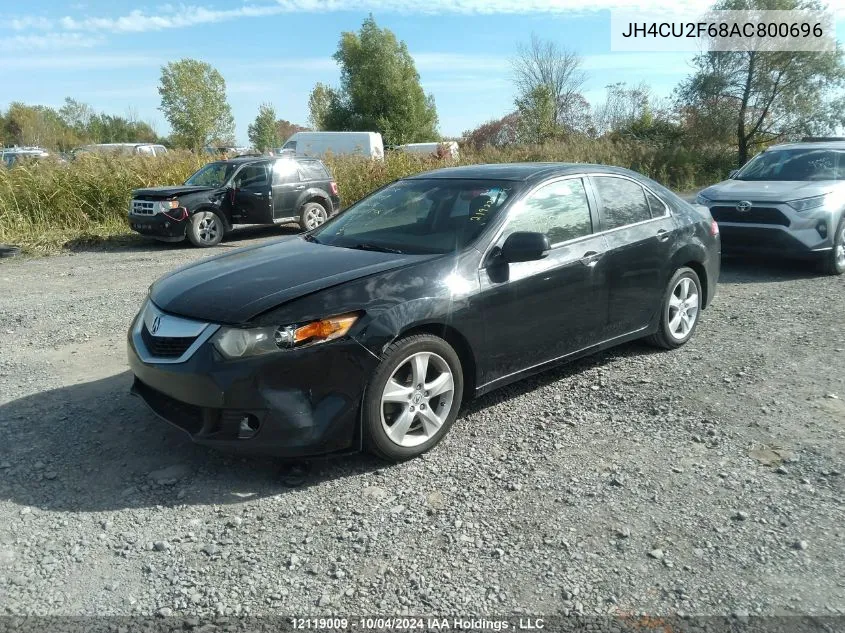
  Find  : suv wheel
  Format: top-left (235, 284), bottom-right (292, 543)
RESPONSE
top-left (299, 202), bottom-right (328, 231)
top-left (362, 334), bottom-right (463, 462)
top-left (647, 267), bottom-right (702, 349)
top-left (821, 219), bottom-right (845, 275)
top-left (187, 211), bottom-right (224, 248)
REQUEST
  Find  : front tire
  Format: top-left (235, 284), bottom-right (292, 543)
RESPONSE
top-left (821, 219), bottom-right (845, 275)
top-left (646, 267), bottom-right (702, 349)
top-left (187, 211), bottom-right (224, 248)
top-left (299, 202), bottom-right (328, 231)
top-left (362, 334), bottom-right (464, 462)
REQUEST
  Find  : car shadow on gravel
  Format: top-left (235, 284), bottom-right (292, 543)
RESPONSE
top-left (0, 340), bottom-right (664, 514)
top-left (63, 225), bottom-right (301, 255)
top-left (0, 370), bottom-right (382, 513)
top-left (720, 255), bottom-right (826, 283)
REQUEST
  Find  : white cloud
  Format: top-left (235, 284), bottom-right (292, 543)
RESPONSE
top-left (0, 33), bottom-right (101, 52)
top-left (5, 0), bottom-right (717, 35)
top-left (0, 54), bottom-right (161, 71)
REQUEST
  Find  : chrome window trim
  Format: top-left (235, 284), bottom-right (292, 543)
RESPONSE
top-left (478, 173), bottom-right (674, 270)
top-left (131, 301), bottom-right (219, 365)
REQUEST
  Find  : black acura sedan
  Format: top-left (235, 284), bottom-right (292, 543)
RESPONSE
top-left (128, 163), bottom-right (720, 461)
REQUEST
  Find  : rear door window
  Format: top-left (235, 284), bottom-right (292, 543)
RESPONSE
top-left (297, 161), bottom-right (329, 181)
top-left (592, 176), bottom-right (652, 230)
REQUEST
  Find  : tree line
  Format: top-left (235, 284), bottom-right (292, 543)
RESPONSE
top-left (4, 0), bottom-right (844, 167)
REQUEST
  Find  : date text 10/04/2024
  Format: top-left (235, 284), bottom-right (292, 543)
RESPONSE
top-left (291, 618), bottom-right (546, 630)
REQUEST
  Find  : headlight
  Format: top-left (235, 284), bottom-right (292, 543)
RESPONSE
top-left (156, 200), bottom-right (180, 213)
top-left (787, 194), bottom-right (829, 212)
top-left (694, 192), bottom-right (712, 206)
top-left (212, 312), bottom-right (360, 359)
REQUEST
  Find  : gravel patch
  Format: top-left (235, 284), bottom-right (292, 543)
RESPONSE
top-left (0, 227), bottom-right (844, 618)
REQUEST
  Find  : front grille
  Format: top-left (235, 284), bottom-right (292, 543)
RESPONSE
top-left (711, 205), bottom-right (791, 226)
top-left (133, 379), bottom-right (203, 435)
top-left (131, 199), bottom-right (155, 215)
top-left (141, 323), bottom-right (197, 358)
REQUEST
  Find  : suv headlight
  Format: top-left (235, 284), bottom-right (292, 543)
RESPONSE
top-left (212, 312), bottom-right (360, 359)
top-left (156, 200), bottom-right (180, 214)
top-left (787, 194), bottom-right (830, 212)
top-left (694, 192), bottom-right (712, 206)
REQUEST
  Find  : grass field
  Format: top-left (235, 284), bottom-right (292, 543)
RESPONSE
top-left (0, 139), bottom-right (734, 253)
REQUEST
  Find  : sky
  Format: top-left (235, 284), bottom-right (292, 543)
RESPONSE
top-left (3, 0), bottom-right (845, 145)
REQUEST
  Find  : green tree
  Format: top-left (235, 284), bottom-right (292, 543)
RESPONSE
top-left (247, 103), bottom-right (280, 152)
top-left (512, 34), bottom-right (587, 134)
top-left (516, 85), bottom-right (558, 144)
top-left (158, 59), bottom-right (235, 150)
top-left (307, 15), bottom-right (438, 144)
top-left (276, 119), bottom-right (307, 144)
top-left (307, 83), bottom-right (338, 130)
top-left (677, 0), bottom-right (845, 165)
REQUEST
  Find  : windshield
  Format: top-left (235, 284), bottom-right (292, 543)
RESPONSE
top-left (185, 162), bottom-right (236, 187)
top-left (311, 178), bottom-right (518, 255)
top-left (736, 148), bottom-right (845, 181)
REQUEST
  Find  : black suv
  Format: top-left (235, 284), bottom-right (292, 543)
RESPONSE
top-left (128, 156), bottom-right (341, 247)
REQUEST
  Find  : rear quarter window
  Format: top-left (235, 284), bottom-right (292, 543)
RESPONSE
top-left (297, 161), bottom-right (329, 181)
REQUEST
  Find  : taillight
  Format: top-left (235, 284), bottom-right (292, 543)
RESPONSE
top-left (710, 219), bottom-right (719, 236)
top-left (329, 182), bottom-right (338, 196)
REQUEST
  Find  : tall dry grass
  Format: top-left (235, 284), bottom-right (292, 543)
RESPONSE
top-left (0, 140), bottom-right (734, 252)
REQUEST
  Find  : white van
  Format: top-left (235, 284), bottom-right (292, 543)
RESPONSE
top-left (280, 132), bottom-right (384, 160)
top-left (396, 141), bottom-right (459, 160)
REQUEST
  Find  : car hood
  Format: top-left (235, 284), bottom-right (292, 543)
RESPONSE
top-left (132, 185), bottom-right (217, 198)
top-left (700, 179), bottom-right (842, 202)
top-left (150, 236), bottom-right (439, 324)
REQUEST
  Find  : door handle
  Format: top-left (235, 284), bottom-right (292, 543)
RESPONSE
top-left (293, 185), bottom-right (305, 191)
top-left (253, 192), bottom-right (265, 197)
top-left (657, 229), bottom-right (670, 242)
top-left (580, 251), bottom-right (602, 267)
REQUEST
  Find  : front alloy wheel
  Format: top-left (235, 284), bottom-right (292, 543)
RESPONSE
top-left (363, 334), bottom-right (463, 461)
top-left (188, 211), bottom-right (224, 247)
top-left (380, 351), bottom-right (456, 448)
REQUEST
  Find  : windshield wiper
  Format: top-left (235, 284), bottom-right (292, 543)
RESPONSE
top-left (348, 242), bottom-right (405, 254)
top-left (302, 234), bottom-right (321, 244)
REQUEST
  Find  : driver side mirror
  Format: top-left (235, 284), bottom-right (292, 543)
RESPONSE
top-left (499, 231), bottom-right (550, 263)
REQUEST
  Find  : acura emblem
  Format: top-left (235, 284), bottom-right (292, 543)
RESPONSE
top-left (151, 315), bottom-right (162, 334)
top-left (736, 200), bottom-right (753, 212)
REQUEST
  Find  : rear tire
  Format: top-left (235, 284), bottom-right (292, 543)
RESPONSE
top-left (820, 219), bottom-right (845, 275)
top-left (362, 334), bottom-right (463, 462)
top-left (187, 211), bottom-right (224, 248)
top-left (299, 202), bottom-right (328, 231)
top-left (646, 267), bottom-right (702, 350)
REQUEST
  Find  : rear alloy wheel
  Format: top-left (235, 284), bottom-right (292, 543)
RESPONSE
top-left (647, 267), bottom-right (702, 349)
top-left (187, 211), bottom-right (224, 248)
top-left (821, 220), bottom-right (845, 275)
top-left (299, 202), bottom-right (328, 231)
top-left (363, 334), bottom-right (463, 462)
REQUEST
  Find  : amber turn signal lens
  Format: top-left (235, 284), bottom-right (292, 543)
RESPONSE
top-left (293, 313), bottom-right (359, 345)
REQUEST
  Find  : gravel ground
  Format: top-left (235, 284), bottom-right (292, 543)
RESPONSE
top-left (0, 225), bottom-right (844, 620)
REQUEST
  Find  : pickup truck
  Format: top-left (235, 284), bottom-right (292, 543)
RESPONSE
top-left (128, 155), bottom-right (341, 247)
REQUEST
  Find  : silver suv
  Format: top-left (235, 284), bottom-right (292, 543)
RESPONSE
top-left (695, 139), bottom-right (845, 275)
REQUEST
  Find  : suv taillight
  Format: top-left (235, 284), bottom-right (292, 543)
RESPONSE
top-left (710, 219), bottom-right (719, 236)
top-left (329, 182), bottom-right (338, 196)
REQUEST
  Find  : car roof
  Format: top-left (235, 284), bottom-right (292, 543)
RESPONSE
top-left (766, 141), bottom-right (845, 151)
top-left (219, 156), bottom-right (324, 165)
top-left (405, 162), bottom-right (644, 182)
